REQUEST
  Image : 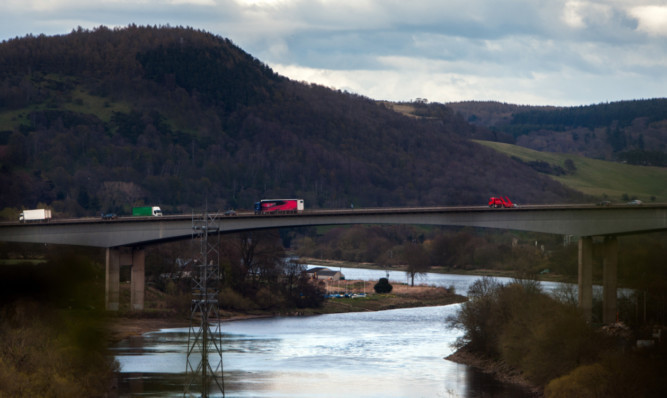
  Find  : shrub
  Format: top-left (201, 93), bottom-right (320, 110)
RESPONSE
top-left (165, 291), bottom-right (191, 316)
top-left (294, 278), bottom-right (326, 308)
top-left (448, 277), bottom-right (505, 354)
top-left (545, 363), bottom-right (610, 398)
top-left (374, 277), bottom-right (393, 293)
top-left (0, 300), bottom-right (118, 397)
top-left (256, 286), bottom-right (285, 310)
top-left (447, 284), bottom-right (456, 295)
top-left (450, 276), bottom-right (603, 385)
top-left (219, 287), bottom-right (258, 311)
top-left (500, 294), bottom-right (601, 385)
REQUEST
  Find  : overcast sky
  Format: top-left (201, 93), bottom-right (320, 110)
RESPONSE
top-left (2, 0), bottom-right (666, 106)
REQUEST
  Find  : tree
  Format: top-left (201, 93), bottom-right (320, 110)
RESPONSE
top-left (233, 231), bottom-right (285, 287)
top-left (294, 276), bottom-right (326, 308)
top-left (403, 242), bottom-right (430, 286)
top-left (374, 277), bottom-right (393, 293)
top-left (282, 257), bottom-right (306, 298)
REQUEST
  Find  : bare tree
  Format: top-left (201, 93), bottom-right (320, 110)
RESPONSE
top-left (403, 242), bottom-right (430, 286)
top-left (236, 230), bottom-right (285, 285)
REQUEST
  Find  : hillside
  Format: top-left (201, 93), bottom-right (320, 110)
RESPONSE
top-left (475, 140), bottom-right (667, 203)
top-left (447, 100), bottom-right (667, 166)
top-left (0, 26), bottom-right (584, 218)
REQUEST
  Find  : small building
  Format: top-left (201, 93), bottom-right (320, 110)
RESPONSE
top-left (305, 267), bottom-right (344, 281)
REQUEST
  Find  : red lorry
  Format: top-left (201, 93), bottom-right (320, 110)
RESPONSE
top-left (488, 196), bottom-right (517, 208)
top-left (254, 199), bottom-right (305, 214)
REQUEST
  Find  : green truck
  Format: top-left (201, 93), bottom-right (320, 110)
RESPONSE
top-left (132, 206), bottom-right (163, 216)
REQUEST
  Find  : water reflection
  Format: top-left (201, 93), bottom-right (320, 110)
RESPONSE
top-left (114, 304), bottom-right (536, 397)
top-left (464, 366), bottom-right (536, 398)
top-left (114, 267), bottom-right (635, 396)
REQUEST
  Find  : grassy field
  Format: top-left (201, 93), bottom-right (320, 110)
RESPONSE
top-left (475, 140), bottom-right (667, 202)
top-left (301, 281), bottom-right (466, 315)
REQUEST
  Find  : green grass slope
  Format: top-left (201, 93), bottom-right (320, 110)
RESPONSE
top-left (475, 140), bottom-right (667, 203)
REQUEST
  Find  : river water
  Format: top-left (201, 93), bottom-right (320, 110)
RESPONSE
top-left (112, 269), bottom-right (543, 397)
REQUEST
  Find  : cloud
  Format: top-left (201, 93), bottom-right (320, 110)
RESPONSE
top-left (1, 0), bottom-right (665, 105)
top-left (629, 5), bottom-right (667, 37)
top-left (561, 0), bottom-right (618, 30)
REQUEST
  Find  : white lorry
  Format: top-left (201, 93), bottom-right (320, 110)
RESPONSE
top-left (19, 209), bottom-right (52, 223)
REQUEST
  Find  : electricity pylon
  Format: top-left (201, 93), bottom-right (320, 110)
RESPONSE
top-left (184, 210), bottom-right (224, 397)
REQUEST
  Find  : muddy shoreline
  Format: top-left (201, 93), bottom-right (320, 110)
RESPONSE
top-left (445, 345), bottom-right (544, 397)
top-left (107, 313), bottom-right (276, 342)
top-left (108, 281), bottom-right (465, 342)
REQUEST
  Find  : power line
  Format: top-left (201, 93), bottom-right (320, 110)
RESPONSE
top-left (184, 210), bottom-right (224, 397)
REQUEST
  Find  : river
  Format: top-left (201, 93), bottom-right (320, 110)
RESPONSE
top-left (112, 269), bottom-right (544, 397)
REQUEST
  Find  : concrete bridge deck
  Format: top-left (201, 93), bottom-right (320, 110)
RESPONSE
top-left (2, 204), bottom-right (666, 247)
top-left (1, 204), bottom-right (666, 321)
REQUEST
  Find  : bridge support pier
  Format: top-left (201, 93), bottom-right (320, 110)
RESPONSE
top-left (105, 248), bottom-right (120, 311)
top-left (578, 236), bottom-right (618, 324)
top-left (602, 236), bottom-right (618, 324)
top-left (105, 246), bottom-right (145, 311)
top-left (578, 237), bottom-right (593, 323)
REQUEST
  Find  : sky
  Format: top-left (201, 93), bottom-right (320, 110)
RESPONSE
top-left (2, 0), bottom-right (666, 106)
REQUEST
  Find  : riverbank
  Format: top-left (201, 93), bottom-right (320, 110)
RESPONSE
top-left (108, 280), bottom-right (466, 342)
top-left (106, 274), bottom-right (540, 396)
top-left (446, 345), bottom-right (544, 397)
top-left (301, 256), bottom-right (576, 284)
top-left (303, 281), bottom-right (466, 315)
top-left (109, 256), bottom-right (519, 342)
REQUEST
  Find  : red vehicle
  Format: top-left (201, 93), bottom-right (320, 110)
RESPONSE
top-left (488, 196), bottom-right (517, 208)
top-left (254, 199), bottom-right (305, 214)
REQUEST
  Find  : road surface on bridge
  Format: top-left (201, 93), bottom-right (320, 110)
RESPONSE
top-left (1, 203), bottom-right (666, 248)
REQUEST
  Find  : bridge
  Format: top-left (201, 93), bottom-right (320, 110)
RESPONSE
top-left (1, 204), bottom-right (666, 323)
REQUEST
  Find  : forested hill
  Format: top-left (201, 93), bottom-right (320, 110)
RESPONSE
top-left (0, 26), bottom-right (583, 218)
top-left (447, 100), bottom-right (667, 166)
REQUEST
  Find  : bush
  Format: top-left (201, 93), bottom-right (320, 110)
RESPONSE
top-left (165, 291), bottom-right (192, 316)
top-left (219, 287), bottom-right (258, 311)
top-left (293, 279), bottom-right (326, 308)
top-left (449, 276), bottom-right (604, 386)
top-left (256, 286), bottom-right (286, 310)
top-left (374, 277), bottom-right (393, 293)
top-left (448, 277), bottom-right (505, 354)
top-left (447, 284), bottom-right (456, 295)
top-left (545, 363), bottom-right (610, 398)
top-left (499, 294), bottom-right (601, 385)
top-left (0, 300), bottom-right (118, 397)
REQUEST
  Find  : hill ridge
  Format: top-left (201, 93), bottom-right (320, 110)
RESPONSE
top-left (0, 26), bottom-right (592, 218)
